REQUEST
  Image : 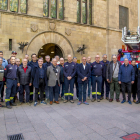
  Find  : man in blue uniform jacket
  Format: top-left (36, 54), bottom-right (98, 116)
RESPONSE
top-left (77, 57), bottom-right (91, 105)
top-left (91, 55), bottom-right (104, 102)
top-left (4, 56), bottom-right (17, 109)
top-left (63, 55), bottom-right (76, 103)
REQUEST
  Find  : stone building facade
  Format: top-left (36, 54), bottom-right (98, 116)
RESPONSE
top-left (0, 0), bottom-right (138, 62)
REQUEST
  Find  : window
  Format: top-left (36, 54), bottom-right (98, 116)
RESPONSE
top-left (20, 0), bottom-right (27, 14)
top-left (82, 0), bottom-right (87, 24)
top-left (89, 0), bottom-right (92, 25)
top-left (10, 0), bottom-right (18, 12)
top-left (59, 0), bottom-right (63, 20)
top-left (77, 0), bottom-right (81, 23)
top-left (43, 0), bottom-right (49, 17)
top-left (51, 0), bottom-right (57, 18)
top-left (119, 5), bottom-right (129, 29)
top-left (9, 39), bottom-right (12, 51)
top-left (0, 0), bottom-right (8, 10)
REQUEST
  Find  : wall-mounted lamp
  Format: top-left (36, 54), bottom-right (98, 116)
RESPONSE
top-left (18, 42), bottom-right (28, 53)
top-left (77, 44), bottom-right (87, 55)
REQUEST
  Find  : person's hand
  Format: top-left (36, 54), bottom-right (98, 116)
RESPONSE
top-left (119, 81), bottom-right (121, 84)
top-left (82, 79), bottom-right (84, 81)
top-left (29, 83), bottom-right (32, 86)
top-left (67, 77), bottom-right (70, 80)
top-left (69, 76), bottom-right (72, 80)
top-left (131, 81), bottom-right (134, 84)
top-left (107, 79), bottom-right (110, 83)
top-left (84, 77), bottom-right (87, 80)
top-left (17, 83), bottom-right (20, 87)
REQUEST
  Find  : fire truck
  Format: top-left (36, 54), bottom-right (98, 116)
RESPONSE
top-left (117, 26), bottom-right (140, 64)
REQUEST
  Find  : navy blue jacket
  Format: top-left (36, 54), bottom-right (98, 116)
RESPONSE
top-left (77, 63), bottom-right (91, 83)
top-left (43, 62), bottom-right (52, 69)
top-left (63, 62), bottom-right (76, 78)
top-left (58, 64), bottom-right (64, 83)
top-left (101, 60), bottom-right (109, 78)
top-left (118, 64), bottom-right (135, 83)
top-left (32, 65), bottom-right (47, 89)
top-left (4, 64), bottom-right (17, 80)
top-left (91, 61), bottom-right (104, 76)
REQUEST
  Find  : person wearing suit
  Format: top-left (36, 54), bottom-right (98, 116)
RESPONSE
top-left (77, 57), bottom-right (91, 105)
top-left (47, 58), bottom-right (60, 105)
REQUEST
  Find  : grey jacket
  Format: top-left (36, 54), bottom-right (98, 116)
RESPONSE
top-left (106, 61), bottom-right (121, 81)
top-left (47, 65), bottom-right (60, 87)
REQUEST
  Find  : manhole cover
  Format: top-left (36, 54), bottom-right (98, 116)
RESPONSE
top-left (7, 133), bottom-right (24, 140)
top-left (121, 132), bottom-right (140, 140)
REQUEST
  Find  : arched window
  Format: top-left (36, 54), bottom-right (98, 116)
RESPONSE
top-left (51, 0), bottom-right (57, 18)
top-left (43, 0), bottom-right (49, 17)
top-left (10, 0), bottom-right (18, 12)
top-left (20, 0), bottom-right (27, 13)
top-left (82, 0), bottom-right (87, 24)
top-left (0, 0), bottom-right (8, 10)
top-left (59, 0), bottom-right (64, 20)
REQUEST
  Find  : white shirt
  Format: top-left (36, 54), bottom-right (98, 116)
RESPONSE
top-left (83, 64), bottom-right (86, 70)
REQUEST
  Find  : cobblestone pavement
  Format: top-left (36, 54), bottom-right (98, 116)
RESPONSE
top-left (0, 94), bottom-right (140, 140)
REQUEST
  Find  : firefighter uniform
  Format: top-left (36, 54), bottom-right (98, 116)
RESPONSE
top-left (4, 64), bottom-right (17, 106)
top-left (63, 62), bottom-right (76, 101)
top-left (91, 61), bottom-right (104, 100)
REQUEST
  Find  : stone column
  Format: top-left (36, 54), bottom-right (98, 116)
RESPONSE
top-left (57, 0), bottom-right (59, 19)
top-left (7, 0), bottom-right (10, 11)
top-left (87, 0), bottom-right (89, 24)
top-left (18, 0), bottom-right (21, 13)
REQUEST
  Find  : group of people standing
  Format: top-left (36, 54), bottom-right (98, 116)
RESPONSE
top-left (0, 50), bottom-right (139, 109)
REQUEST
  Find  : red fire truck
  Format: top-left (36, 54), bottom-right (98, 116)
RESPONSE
top-left (117, 26), bottom-right (140, 64)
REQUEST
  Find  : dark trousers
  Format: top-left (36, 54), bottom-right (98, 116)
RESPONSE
top-left (88, 77), bottom-right (91, 97)
top-left (19, 85), bottom-right (30, 103)
top-left (101, 77), bottom-right (110, 97)
top-left (35, 79), bottom-right (44, 102)
top-left (49, 81), bottom-right (59, 102)
top-left (78, 81), bottom-right (87, 102)
top-left (92, 76), bottom-right (102, 99)
top-left (29, 85), bottom-right (33, 101)
top-left (1, 83), bottom-right (4, 99)
top-left (137, 78), bottom-right (140, 100)
top-left (121, 82), bottom-right (131, 101)
top-left (0, 81), bottom-right (3, 97)
top-left (64, 77), bottom-right (75, 100)
top-left (131, 80), bottom-right (137, 100)
top-left (74, 77), bottom-right (79, 98)
top-left (5, 79), bottom-right (17, 106)
top-left (60, 82), bottom-right (65, 97)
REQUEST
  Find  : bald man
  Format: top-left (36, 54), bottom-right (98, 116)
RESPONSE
top-left (63, 55), bottom-right (76, 103)
top-left (91, 55), bottom-right (104, 102)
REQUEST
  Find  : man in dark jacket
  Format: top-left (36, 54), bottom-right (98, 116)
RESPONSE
top-left (77, 57), bottom-right (91, 105)
top-left (28, 53), bottom-right (38, 102)
top-left (4, 56), bottom-right (17, 109)
top-left (91, 55), bottom-right (104, 102)
top-left (17, 59), bottom-right (32, 105)
top-left (131, 59), bottom-right (137, 103)
top-left (63, 55), bottom-right (76, 103)
top-left (136, 63), bottom-right (140, 104)
top-left (43, 55), bottom-right (51, 103)
top-left (106, 55), bottom-right (121, 102)
top-left (58, 57), bottom-right (65, 100)
top-left (32, 58), bottom-right (47, 106)
top-left (0, 57), bottom-right (5, 107)
top-left (118, 58), bottom-right (135, 105)
top-left (0, 51), bottom-right (8, 102)
top-left (73, 57), bottom-right (79, 100)
top-left (101, 54), bottom-right (110, 100)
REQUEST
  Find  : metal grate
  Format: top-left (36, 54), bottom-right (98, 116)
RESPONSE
top-left (7, 133), bottom-right (24, 140)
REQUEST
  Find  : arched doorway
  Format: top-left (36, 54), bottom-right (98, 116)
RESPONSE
top-left (38, 43), bottom-right (63, 61)
top-left (25, 31), bottom-right (74, 60)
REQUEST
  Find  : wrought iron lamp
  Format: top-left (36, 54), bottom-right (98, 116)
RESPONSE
top-left (18, 42), bottom-right (28, 53)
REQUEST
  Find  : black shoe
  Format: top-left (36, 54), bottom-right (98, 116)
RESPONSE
top-left (6, 105), bottom-right (12, 109)
top-left (10, 103), bottom-right (17, 106)
top-left (136, 100), bottom-right (140, 104)
top-left (100, 96), bottom-right (104, 100)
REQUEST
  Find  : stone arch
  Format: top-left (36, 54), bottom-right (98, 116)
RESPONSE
top-left (25, 31), bottom-right (74, 59)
